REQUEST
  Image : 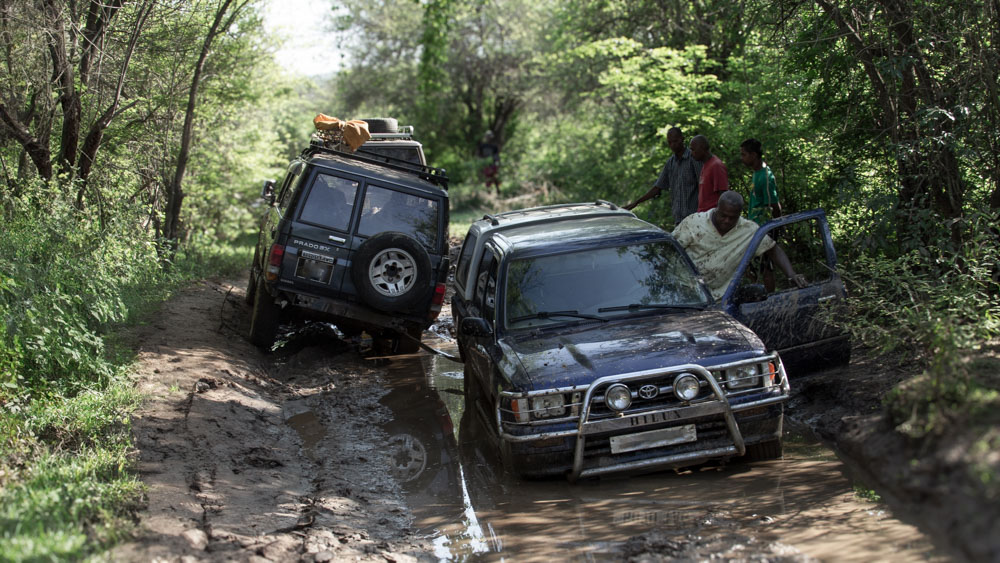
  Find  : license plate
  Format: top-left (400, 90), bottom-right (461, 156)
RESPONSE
top-left (609, 424), bottom-right (697, 454)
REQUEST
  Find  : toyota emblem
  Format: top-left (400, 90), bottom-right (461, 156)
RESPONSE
top-left (638, 384), bottom-right (659, 399)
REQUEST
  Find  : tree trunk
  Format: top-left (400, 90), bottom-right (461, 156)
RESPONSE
top-left (163, 0), bottom-right (246, 255)
top-left (815, 0), bottom-right (965, 242)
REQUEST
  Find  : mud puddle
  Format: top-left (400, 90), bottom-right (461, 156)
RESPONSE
top-left (381, 336), bottom-right (945, 561)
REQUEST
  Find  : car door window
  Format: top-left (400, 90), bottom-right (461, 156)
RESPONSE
top-left (277, 163), bottom-right (304, 212)
top-left (474, 248), bottom-right (498, 325)
top-left (454, 232), bottom-right (478, 295)
top-left (299, 174), bottom-right (358, 232)
top-left (725, 213), bottom-right (848, 368)
top-left (733, 216), bottom-right (833, 295)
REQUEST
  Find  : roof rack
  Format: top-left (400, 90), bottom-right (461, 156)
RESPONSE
top-left (367, 133), bottom-right (416, 140)
top-left (302, 140), bottom-right (449, 188)
top-left (480, 200), bottom-right (623, 226)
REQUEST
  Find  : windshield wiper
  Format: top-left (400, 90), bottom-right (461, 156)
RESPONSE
top-left (510, 310), bottom-right (608, 323)
top-left (598, 303), bottom-right (706, 313)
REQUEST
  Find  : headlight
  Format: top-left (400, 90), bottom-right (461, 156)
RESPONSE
top-left (605, 384), bottom-right (632, 412)
top-left (530, 393), bottom-right (566, 418)
top-left (673, 374), bottom-right (700, 401)
top-left (726, 364), bottom-right (762, 389)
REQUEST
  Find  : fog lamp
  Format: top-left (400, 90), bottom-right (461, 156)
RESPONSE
top-left (673, 374), bottom-right (700, 401)
top-left (605, 384), bottom-right (632, 412)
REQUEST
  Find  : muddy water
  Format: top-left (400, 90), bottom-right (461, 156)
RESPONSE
top-left (380, 340), bottom-right (943, 562)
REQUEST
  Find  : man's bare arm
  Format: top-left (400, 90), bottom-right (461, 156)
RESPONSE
top-left (765, 244), bottom-right (807, 288)
top-left (624, 186), bottom-right (661, 210)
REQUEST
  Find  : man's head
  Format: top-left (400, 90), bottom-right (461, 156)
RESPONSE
top-left (739, 138), bottom-right (762, 167)
top-left (690, 135), bottom-right (710, 162)
top-left (710, 191), bottom-right (744, 235)
top-left (666, 127), bottom-right (685, 156)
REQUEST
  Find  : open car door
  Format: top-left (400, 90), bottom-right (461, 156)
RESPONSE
top-left (719, 209), bottom-right (851, 373)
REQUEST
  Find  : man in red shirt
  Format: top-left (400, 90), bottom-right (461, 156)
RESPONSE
top-left (690, 135), bottom-right (728, 211)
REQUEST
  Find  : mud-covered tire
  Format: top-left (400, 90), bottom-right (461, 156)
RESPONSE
top-left (463, 362), bottom-right (483, 414)
top-left (361, 117), bottom-right (398, 134)
top-left (397, 325), bottom-right (423, 354)
top-left (351, 232), bottom-right (432, 313)
top-left (249, 278), bottom-right (280, 350)
top-left (743, 439), bottom-right (783, 461)
top-left (245, 248), bottom-right (261, 305)
top-left (372, 325), bottom-right (423, 355)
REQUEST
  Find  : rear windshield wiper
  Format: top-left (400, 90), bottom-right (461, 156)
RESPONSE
top-left (597, 303), bottom-right (706, 313)
top-left (510, 310), bottom-right (608, 323)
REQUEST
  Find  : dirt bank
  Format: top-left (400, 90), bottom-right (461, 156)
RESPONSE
top-left (786, 348), bottom-right (1000, 563)
top-left (112, 279), bottom-right (435, 562)
top-left (111, 278), bottom-right (996, 561)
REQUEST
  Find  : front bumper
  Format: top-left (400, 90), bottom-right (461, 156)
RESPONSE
top-left (495, 353), bottom-right (790, 481)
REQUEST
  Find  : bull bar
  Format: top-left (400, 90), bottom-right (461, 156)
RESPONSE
top-left (494, 353), bottom-right (790, 481)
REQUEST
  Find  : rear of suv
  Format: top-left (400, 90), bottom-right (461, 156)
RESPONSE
top-left (247, 131), bottom-right (449, 354)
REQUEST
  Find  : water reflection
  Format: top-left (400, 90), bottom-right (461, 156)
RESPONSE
top-left (378, 338), bottom-right (940, 562)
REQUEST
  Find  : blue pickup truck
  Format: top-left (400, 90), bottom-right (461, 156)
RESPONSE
top-left (452, 202), bottom-right (849, 480)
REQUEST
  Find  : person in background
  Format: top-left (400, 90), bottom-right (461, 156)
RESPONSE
top-left (672, 191), bottom-right (806, 300)
top-left (624, 127), bottom-right (702, 226)
top-left (689, 135), bottom-right (728, 212)
top-left (476, 131), bottom-right (501, 193)
top-left (740, 138), bottom-right (782, 224)
top-left (740, 138), bottom-right (783, 291)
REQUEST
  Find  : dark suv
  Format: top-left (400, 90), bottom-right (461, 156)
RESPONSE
top-left (453, 202), bottom-right (848, 480)
top-left (247, 137), bottom-right (449, 354)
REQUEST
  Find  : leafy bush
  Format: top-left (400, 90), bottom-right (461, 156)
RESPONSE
top-left (836, 212), bottom-right (1000, 434)
top-left (0, 184), bottom-right (238, 559)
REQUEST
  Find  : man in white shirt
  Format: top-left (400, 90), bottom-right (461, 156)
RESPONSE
top-left (672, 191), bottom-right (807, 300)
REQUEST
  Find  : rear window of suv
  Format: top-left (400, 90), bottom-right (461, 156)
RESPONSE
top-left (360, 145), bottom-right (423, 165)
top-left (299, 173), bottom-right (359, 231)
top-left (358, 184), bottom-right (440, 249)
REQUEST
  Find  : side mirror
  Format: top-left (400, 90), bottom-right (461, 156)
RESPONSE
top-left (736, 283), bottom-right (767, 304)
top-left (260, 179), bottom-right (276, 204)
top-left (460, 317), bottom-right (493, 338)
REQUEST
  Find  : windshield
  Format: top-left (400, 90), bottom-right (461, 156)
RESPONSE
top-left (504, 241), bottom-right (710, 329)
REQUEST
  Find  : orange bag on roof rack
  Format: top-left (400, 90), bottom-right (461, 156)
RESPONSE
top-left (312, 114), bottom-right (371, 151)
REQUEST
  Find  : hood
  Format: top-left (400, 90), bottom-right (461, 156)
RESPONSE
top-left (502, 310), bottom-right (764, 391)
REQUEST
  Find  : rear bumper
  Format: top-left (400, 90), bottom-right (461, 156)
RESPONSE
top-left (271, 284), bottom-right (427, 332)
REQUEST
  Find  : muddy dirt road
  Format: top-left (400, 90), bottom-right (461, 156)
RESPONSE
top-left (112, 279), bottom-right (948, 561)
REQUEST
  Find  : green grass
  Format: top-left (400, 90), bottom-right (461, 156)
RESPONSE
top-left (0, 191), bottom-right (253, 560)
top-left (0, 375), bottom-right (143, 560)
top-left (852, 484), bottom-right (883, 503)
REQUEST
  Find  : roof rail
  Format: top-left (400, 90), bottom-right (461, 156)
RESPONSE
top-left (595, 199), bottom-right (620, 210)
top-left (302, 141), bottom-right (449, 188)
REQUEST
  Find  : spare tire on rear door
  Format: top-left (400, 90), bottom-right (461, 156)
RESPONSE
top-left (351, 232), bottom-right (432, 313)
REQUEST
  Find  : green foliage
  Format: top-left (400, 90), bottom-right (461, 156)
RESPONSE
top-left (852, 484), bottom-right (883, 503)
top-left (0, 181), bottom-right (243, 559)
top-left (833, 212), bottom-right (1000, 436)
top-left (837, 213), bottom-right (1000, 358)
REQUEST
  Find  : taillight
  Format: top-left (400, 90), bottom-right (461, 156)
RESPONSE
top-left (427, 282), bottom-right (446, 320)
top-left (265, 244), bottom-right (285, 281)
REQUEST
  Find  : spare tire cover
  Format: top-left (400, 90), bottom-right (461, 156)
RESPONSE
top-left (351, 232), bottom-right (432, 313)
